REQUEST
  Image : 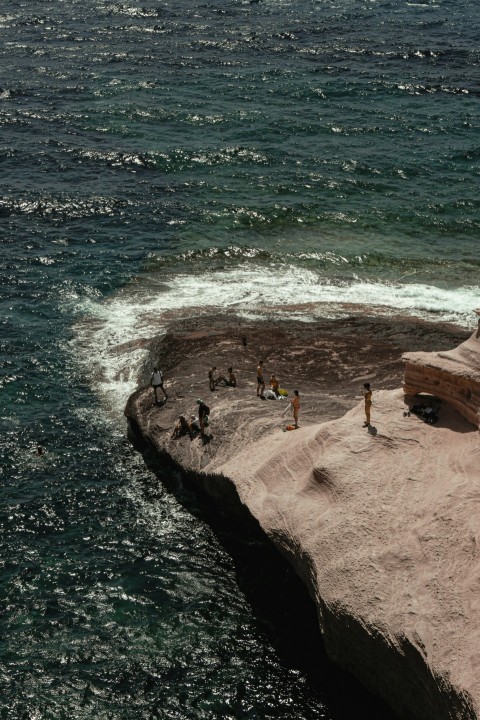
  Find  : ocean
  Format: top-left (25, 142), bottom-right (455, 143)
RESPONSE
top-left (0, 0), bottom-right (478, 717)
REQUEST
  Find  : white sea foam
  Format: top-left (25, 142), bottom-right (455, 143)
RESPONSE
top-left (70, 264), bottom-right (479, 417)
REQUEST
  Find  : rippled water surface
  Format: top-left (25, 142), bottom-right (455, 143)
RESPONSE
top-left (1, 0), bottom-right (479, 717)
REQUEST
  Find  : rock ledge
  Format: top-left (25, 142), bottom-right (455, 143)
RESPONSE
top-left (125, 315), bottom-right (478, 720)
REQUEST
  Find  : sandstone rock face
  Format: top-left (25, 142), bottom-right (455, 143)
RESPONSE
top-left (403, 328), bottom-right (480, 428)
top-left (217, 391), bottom-right (480, 720)
top-left (125, 316), bottom-right (478, 720)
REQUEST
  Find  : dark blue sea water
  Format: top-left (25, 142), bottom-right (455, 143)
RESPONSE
top-left (1, 0), bottom-right (479, 717)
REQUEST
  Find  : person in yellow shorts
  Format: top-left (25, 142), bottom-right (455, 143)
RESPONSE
top-left (363, 382), bottom-right (372, 427)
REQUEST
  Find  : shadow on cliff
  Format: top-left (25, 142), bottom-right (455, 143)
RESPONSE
top-left (127, 419), bottom-right (397, 720)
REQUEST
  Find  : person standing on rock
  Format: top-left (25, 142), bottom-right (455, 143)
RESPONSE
top-left (151, 366), bottom-right (167, 404)
top-left (363, 382), bottom-right (372, 427)
top-left (257, 360), bottom-right (265, 397)
top-left (208, 366), bottom-right (217, 391)
top-left (291, 389), bottom-right (300, 429)
top-left (196, 398), bottom-right (210, 439)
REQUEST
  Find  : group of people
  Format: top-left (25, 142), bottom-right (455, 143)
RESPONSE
top-left (256, 360), bottom-right (300, 428)
top-left (256, 362), bottom-right (285, 399)
top-left (257, 361), bottom-right (280, 397)
top-left (208, 367), bottom-right (237, 391)
top-left (150, 365), bottom-right (214, 442)
top-left (152, 363), bottom-right (372, 441)
top-left (171, 399), bottom-right (210, 441)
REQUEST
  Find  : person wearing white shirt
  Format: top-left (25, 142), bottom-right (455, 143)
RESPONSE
top-left (151, 366), bottom-right (167, 404)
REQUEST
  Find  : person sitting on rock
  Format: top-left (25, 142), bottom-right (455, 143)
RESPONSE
top-left (215, 367), bottom-right (237, 387)
top-left (269, 373), bottom-right (280, 396)
top-left (171, 415), bottom-right (193, 440)
top-left (208, 366), bottom-right (217, 391)
top-left (190, 415), bottom-right (200, 434)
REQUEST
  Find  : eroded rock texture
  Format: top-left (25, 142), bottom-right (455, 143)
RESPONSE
top-left (403, 326), bottom-right (480, 428)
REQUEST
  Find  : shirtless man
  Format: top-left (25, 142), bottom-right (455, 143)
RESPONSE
top-left (256, 360), bottom-right (265, 397)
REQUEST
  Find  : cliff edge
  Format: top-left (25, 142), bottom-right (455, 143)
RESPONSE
top-left (125, 315), bottom-right (478, 719)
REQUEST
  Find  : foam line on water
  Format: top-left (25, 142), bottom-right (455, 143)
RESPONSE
top-left (70, 265), bottom-right (478, 416)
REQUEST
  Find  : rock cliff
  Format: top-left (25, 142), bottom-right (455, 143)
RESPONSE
top-left (403, 326), bottom-right (480, 428)
top-left (125, 314), bottom-right (479, 719)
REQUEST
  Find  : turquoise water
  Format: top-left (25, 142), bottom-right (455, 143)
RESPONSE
top-left (1, 0), bottom-right (479, 716)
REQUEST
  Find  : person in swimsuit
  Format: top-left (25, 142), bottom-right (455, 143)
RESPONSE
top-left (269, 373), bottom-right (279, 397)
top-left (363, 382), bottom-right (372, 427)
top-left (215, 367), bottom-right (237, 387)
top-left (257, 361), bottom-right (265, 397)
top-left (291, 389), bottom-right (300, 429)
